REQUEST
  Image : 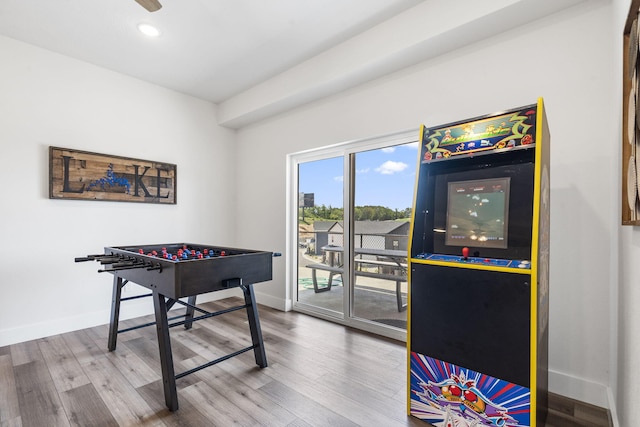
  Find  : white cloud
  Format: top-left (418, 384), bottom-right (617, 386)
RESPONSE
top-left (356, 168), bottom-right (370, 174)
top-left (381, 147), bottom-right (395, 153)
top-left (375, 160), bottom-right (408, 175)
top-left (334, 176), bottom-right (343, 182)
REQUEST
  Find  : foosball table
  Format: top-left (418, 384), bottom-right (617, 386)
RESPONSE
top-left (76, 243), bottom-right (279, 411)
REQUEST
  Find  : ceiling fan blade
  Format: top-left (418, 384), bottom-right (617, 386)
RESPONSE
top-left (135, 0), bottom-right (162, 12)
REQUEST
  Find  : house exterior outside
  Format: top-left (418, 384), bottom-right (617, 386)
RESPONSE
top-left (313, 220), bottom-right (410, 253)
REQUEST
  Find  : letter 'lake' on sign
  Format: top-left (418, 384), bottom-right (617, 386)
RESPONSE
top-left (49, 147), bottom-right (176, 204)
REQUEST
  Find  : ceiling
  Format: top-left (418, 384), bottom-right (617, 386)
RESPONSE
top-left (0, 0), bottom-right (424, 104)
top-left (0, 0), bottom-right (593, 128)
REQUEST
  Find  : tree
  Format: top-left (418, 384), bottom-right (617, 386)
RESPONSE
top-left (299, 204), bottom-right (412, 222)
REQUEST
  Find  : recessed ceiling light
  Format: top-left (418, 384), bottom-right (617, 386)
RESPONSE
top-left (138, 23), bottom-right (161, 37)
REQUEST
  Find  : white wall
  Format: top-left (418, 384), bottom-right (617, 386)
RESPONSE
top-left (618, 229), bottom-right (638, 424)
top-left (0, 35), bottom-right (240, 346)
top-left (236, 0), bottom-right (618, 410)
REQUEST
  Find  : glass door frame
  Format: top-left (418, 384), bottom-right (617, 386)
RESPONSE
top-left (286, 128), bottom-right (419, 342)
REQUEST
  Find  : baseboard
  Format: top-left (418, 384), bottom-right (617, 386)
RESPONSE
top-left (607, 387), bottom-right (620, 427)
top-left (0, 288), bottom-right (244, 347)
top-left (0, 298), bottom-right (153, 347)
top-left (199, 288), bottom-right (292, 311)
top-left (549, 369), bottom-right (610, 409)
top-left (254, 291), bottom-right (291, 311)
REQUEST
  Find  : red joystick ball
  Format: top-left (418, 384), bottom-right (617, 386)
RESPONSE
top-left (462, 247), bottom-right (469, 259)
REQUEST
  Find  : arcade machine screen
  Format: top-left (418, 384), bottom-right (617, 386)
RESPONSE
top-left (445, 177), bottom-right (510, 249)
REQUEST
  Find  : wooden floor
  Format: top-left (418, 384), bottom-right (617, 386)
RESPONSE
top-left (0, 297), bottom-right (611, 427)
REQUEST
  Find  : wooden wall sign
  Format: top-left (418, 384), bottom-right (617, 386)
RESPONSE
top-left (49, 147), bottom-right (176, 204)
top-left (623, 0), bottom-right (640, 224)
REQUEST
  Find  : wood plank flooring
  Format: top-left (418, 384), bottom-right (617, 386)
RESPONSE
top-left (0, 297), bottom-right (611, 426)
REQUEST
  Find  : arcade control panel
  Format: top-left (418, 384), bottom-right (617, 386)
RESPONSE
top-left (414, 247), bottom-right (531, 269)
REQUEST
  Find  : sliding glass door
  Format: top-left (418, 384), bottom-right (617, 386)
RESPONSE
top-left (296, 156), bottom-right (344, 317)
top-left (351, 147), bottom-right (413, 328)
top-left (290, 130), bottom-right (418, 340)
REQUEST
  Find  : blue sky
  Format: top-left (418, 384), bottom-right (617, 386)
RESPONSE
top-left (299, 142), bottom-right (419, 211)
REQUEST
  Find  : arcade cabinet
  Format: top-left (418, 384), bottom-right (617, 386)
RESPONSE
top-left (407, 99), bottom-right (550, 427)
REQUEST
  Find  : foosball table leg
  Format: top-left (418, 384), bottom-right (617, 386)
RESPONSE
top-left (184, 295), bottom-right (197, 330)
top-left (108, 276), bottom-right (124, 351)
top-left (242, 283), bottom-right (268, 368)
top-left (152, 290), bottom-right (179, 411)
